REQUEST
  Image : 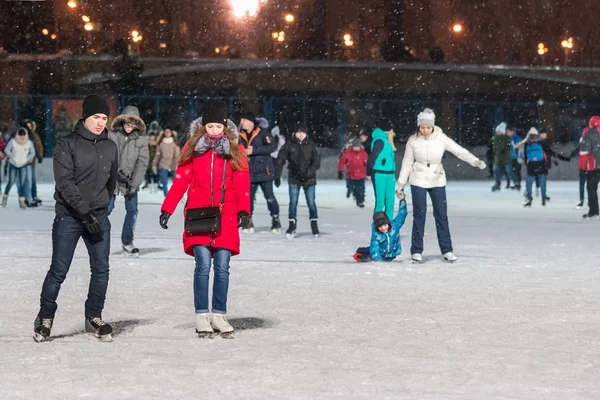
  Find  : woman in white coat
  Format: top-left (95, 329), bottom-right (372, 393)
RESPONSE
top-left (396, 109), bottom-right (486, 263)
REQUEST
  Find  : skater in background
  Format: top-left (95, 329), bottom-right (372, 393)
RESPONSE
top-left (108, 105), bottom-right (149, 257)
top-left (339, 135), bottom-right (355, 198)
top-left (507, 126), bottom-right (523, 190)
top-left (143, 121), bottom-right (160, 192)
top-left (0, 132), bottom-right (5, 193)
top-left (338, 137), bottom-right (368, 208)
top-left (537, 128), bottom-right (571, 202)
top-left (353, 197), bottom-right (407, 262)
top-left (2, 127), bottom-right (35, 208)
top-left (491, 122), bottom-right (512, 191)
top-left (359, 130), bottom-right (372, 156)
top-left (579, 119), bottom-right (600, 219)
top-left (367, 119), bottom-right (396, 220)
top-left (34, 95), bottom-right (118, 342)
top-left (238, 112), bottom-right (281, 234)
top-left (275, 123), bottom-right (321, 238)
top-left (24, 119), bottom-right (44, 206)
top-left (485, 134), bottom-right (494, 179)
top-left (153, 127), bottom-right (180, 197)
top-left (158, 100), bottom-right (250, 337)
top-left (569, 116), bottom-right (600, 209)
top-left (396, 108), bottom-right (486, 263)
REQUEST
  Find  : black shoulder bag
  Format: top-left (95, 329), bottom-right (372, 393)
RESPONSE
top-left (184, 160), bottom-right (227, 236)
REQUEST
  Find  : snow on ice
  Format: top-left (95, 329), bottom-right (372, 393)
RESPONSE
top-left (1, 181), bottom-right (599, 399)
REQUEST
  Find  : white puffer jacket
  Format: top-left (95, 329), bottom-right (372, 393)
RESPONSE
top-left (397, 126), bottom-right (481, 189)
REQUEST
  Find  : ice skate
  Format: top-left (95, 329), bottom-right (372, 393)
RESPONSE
top-left (582, 213), bottom-right (599, 220)
top-left (443, 252), bottom-right (458, 263)
top-left (195, 313), bottom-right (214, 338)
top-left (26, 199), bottom-right (38, 208)
top-left (242, 216), bottom-right (254, 234)
top-left (211, 314), bottom-right (234, 338)
top-left (357, 201), bottom-right (365, 208)
top-left (33, 315), bottom-right (53, 342)
top-left (575, 200), bottom-right (584, 209)
top-left (286, 219), bottom-right (297, 239)
top-left (523, 197), bottom-right (532, 207)
top-left (491, 184), bottom-right (500, 192)
top-left (18, 196), bottom-right (27, 209)
top-left (85, 317), bottom-right (113, 342)
top-left (352, 253), bottom-right (363, 262)
top-left (411, 253), bottom-right (422, 264)
top-left (2, 194), bottom-right (7, 208)
top-left (271, 215), bottom-right (281, 234)
top-left (346, 187), bottom-right (351, 198)
top-left (311, 219), bottom-right (319, 238)
top-left (541, 197), bottom-right (546, 206)
top-left (122, 243), bottom-right (139, 258)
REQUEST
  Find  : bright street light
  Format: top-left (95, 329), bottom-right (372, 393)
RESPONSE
top-left (67, 1), bottom-right (77, 8)
top-left (561, 37), bottom-right (574, 49)
top-left (42, 28), bottom-right (49, 35)
top-left (537, 42), bottom-right (548, 55)
top-left (82, 15), bottom-right (90, 22)
top-left (231, 0), bottom-right (259, 17)
top-left (51, 34), bottom-right (57, 40)
top-left (131, 30), bottom-right (139, 38)
top-left (83, 23), bottom-right (94, 31)
top-left (452, 23), bottom-right (463, 33)
top-left (284, 14), bottom-right (295, 23)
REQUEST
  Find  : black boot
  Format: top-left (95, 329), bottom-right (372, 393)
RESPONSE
top-left (271, 215), bottom-right (281, 233)
top-left (286, 219), bottom-right (297, 238)
top-left (311, 220), bottom-right (319, 236)
top-left (33, 315), bottom-right (54, 342)
top-left (523, 197), bottom-right (532, 207)
top-left (85, 317), bottom-right (113, 341)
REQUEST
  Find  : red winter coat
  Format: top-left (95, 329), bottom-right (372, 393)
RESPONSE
top-left (0, 137), bottom-right (5, 160)
top-left (338, 148), bottom-right (368, 180)
top-left (161, 146), bottom-right (251, 256)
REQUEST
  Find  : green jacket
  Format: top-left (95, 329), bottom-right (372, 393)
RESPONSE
top-left (492, 134), bottom-right (511, 165)
top-left (368, 128), bottom-right (396, 173)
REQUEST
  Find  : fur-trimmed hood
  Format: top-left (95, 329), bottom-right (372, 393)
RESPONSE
top-left (255, 117), bottom-right (269, 130)
top-left (111, 105), bottom-right (147, 136)
top-left (188, 117), bottom-right (239, 141)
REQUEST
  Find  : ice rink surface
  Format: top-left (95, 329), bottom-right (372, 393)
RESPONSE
top-left (1, 180), bottom-right (599, 399)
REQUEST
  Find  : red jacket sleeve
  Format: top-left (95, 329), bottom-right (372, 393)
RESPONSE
top-left (233, 144), bottom-right (251, 214)
top-left (161, 159), bottom-right (193, 215)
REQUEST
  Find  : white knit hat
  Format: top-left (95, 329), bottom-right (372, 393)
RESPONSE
top-left (495, 122), bottom-right (507, 134)
top-left (527, 127), bottom-right (539, 135)
top-left (417, 108), bottom-right (435, 127)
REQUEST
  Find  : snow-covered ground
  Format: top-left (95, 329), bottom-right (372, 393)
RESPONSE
top-left (1, 180), bottom-right (599, 400)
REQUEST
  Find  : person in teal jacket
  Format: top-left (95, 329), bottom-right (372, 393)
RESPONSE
top-left (353, 199), bottom-right (408, 262)
top-left (367, 119), bottom-right (396, 220)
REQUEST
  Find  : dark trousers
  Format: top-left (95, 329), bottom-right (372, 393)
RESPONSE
top-left (579, 170), bottom-right (587, 201)
top-left (39, 213), bottom-right (111, 318)
top-left (587, 170), bottom-right (600, 215)
top-left (511, 159), bottom-right (522, 187)
top-left (348, 179), bottom-right (366, 203)
top-left (250, 181), bottom-right (280, 217)
top-left (410, 185), bottom-right (453, 255)
top-left (355, 246), bottom-right (394, 263)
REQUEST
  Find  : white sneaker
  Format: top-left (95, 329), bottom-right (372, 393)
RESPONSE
top-left (195, 313), bottom-right (213, 333)
top-left (211, 313), bottom-right (234, 333)
top-left (411, 253), bottom-right (422, 263)
top-left (443, 252), bottom-right (458, 262)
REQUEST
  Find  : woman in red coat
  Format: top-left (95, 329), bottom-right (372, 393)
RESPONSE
top-left (159, 100), bottom-right (251, 336)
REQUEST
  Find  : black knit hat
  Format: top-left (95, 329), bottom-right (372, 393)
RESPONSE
top-left (82, 95), bottom-right (110, 121)
top-left (294, 122), bottom-right (308, 133)
top-left (380, 118), bottom-right (393, 132)
top-left (201, 100), bottom-right (228, 126)
top-left (373, 211), bottom-right (390, 229)
top-left (240, 111), bottom-right (256, 122)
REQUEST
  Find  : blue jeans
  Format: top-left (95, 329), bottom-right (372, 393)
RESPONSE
top-left (4, 164), bottom-right (32, 202)
top-left (288, 184), bottom-right (318, 220)
top-left (348, 179), bottom-right (366, 203)
top-left (579, 170), bottom-right (587, 201)
top-left (410, 185), bottom-right (453, 255)
top-left (108, 193), bottom-right (138, 246)
top-left (526, 175), bottom-right (546, 199)
top-left (39, 213), bottom-right (111, 318)
top-left (494, 164), bottom-right (512, 188)
top-left (193, 246), bottom-right (231, 314)
top-left (250, 181), bottom-right (280, 216)
top-left (158, 168), bottom-right (175, 197)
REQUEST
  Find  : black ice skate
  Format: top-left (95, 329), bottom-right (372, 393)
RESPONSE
top-left (33, 315), bottom-right (54, 342)
top-left (123, 243), bottom-right (139, 258)
top-left (311, 220), bottom-right (319, 237)
top-left (357, 201), bottom-right (365, 208)
top-left (582, 213), bottom-right (599, 220)
top-left (491, 185), bottom-right (500, 192)
top-left (242, 216), bottom-right (254, 234)
top-left (85, 317), bottom-right (113, 342)
top-left (286, 219), bottom-right (297, 239)
top-left (523, 197), bottom-right (532, 207)
top-left (576, 200), bottom-right (584, 209)
top-left (271, 215), bottom-right (281, 234)
top-left (542, 197), bottom-right (546, 206)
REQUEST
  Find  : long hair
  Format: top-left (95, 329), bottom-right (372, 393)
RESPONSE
top-left (157, 130), bottom-right (179, 146)
top-left (179, 125), bottom-right (245, 171)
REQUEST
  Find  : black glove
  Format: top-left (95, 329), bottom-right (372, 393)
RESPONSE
top-left (82, 212), bottom-right (101, 234)
top-left (125, 186), bottom-right (138, 200)
top-left (274, 178), bottom-right (281, 188)
top-left (37, 157), bottom-right (43, 164)
top-left (237, 210), bottom-right (250, 228)
top-left (338, 171), bottom-right (343, 180)
top-left (159, 211), bottom-right (171, 230)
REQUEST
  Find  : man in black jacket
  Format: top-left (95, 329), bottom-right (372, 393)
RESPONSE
top-left (275, 123), bottom-right (321, 237)
top-left (34, 95), bottom-right (118, 342)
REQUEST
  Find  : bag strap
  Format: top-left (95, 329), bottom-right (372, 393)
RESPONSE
top-left (218, 159), bottom-right (227, 209)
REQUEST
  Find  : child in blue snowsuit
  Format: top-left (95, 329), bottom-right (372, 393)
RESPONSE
top-left (353, 199), bottom-right (408, 262)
